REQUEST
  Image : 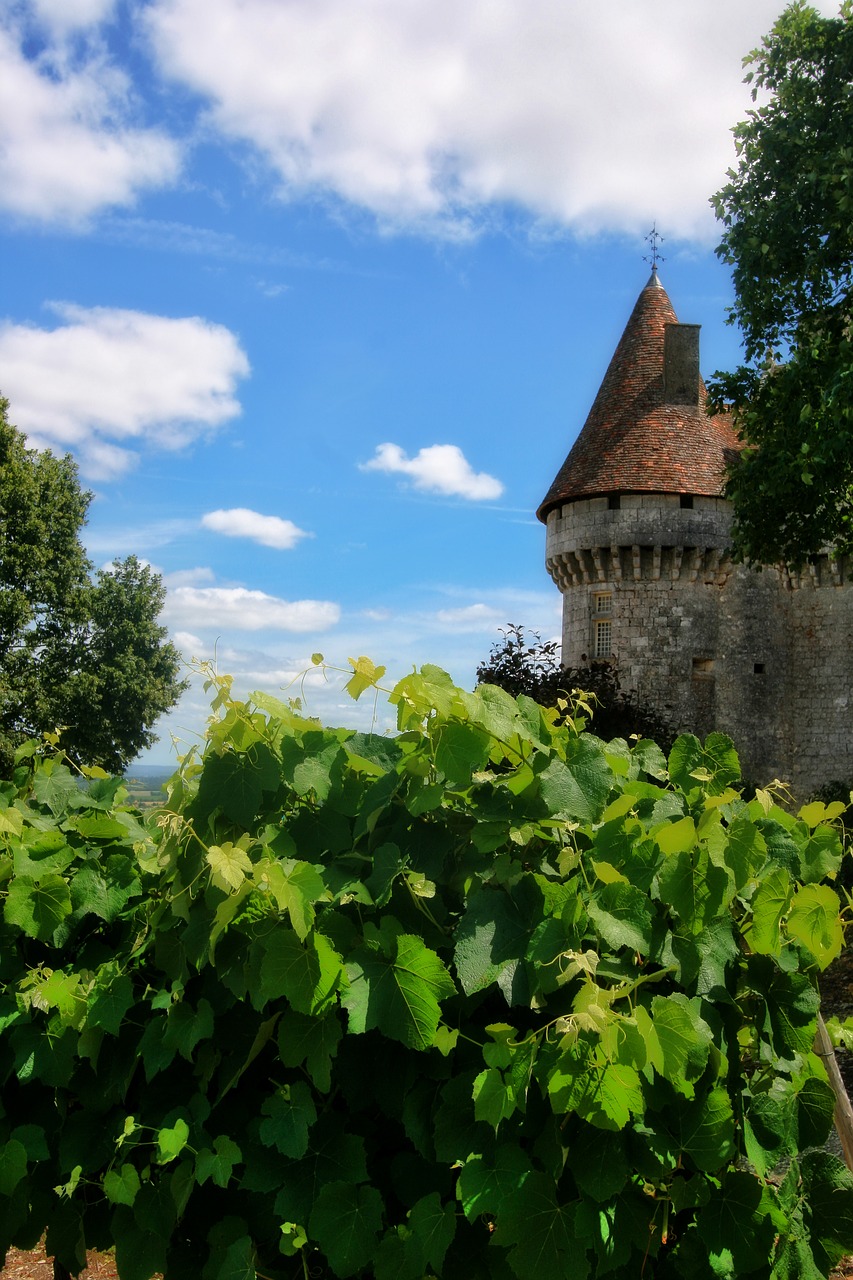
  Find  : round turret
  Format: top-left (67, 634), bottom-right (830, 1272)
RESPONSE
top-left (540, 272), bottom-right (740, 674)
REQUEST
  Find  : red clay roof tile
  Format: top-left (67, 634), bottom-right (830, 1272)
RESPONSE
top-left (537, 272), bottom-right (741, 522)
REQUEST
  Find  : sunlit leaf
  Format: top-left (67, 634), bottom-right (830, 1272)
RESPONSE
top-left (207, 841), bottom-right (253, 893)
top-left (748, 865), bottom-right (792, 955)
top-left (345, 656), bottom-right (387, 700)
top-left (156, 1118), bottom-right (189, 1164)
top-left (786, 883), bottom-right (843, 967)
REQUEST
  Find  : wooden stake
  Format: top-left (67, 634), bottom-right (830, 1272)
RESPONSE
top-left (816, 1012), bottom-right (853, 1170)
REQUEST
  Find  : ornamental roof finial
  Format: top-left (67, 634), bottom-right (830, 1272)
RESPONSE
top-left (643, 222), bottom-right (665, 275)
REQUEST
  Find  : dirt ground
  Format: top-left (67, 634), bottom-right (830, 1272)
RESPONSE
top-left (5, 947), bottom-right (853, 1279)
top-left (0, 1248), bottom-right (122, 1279)
top-left (2, 1235), bottom-right (851, 1280)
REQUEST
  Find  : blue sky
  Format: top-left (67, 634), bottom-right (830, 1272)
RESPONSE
top-left (0, 0), bottom-right (836, 764)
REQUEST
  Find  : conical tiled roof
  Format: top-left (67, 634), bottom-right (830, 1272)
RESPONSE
top-left (537, 271), bottom-right (741, 522)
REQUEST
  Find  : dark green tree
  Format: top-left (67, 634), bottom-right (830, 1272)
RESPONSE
top-left (476, 624), bottom-right (676, 750)
top-left (0, 396), bottom-right (187, 772)
top-left (475, 624), bottom-right (564, 704)
top-left (709, 1), bottom-right (853, 566)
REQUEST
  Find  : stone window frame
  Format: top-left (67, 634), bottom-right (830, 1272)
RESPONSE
top-left (592, 590), bottom-right (613, 659)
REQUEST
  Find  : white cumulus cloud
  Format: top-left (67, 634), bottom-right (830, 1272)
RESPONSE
top-left (0, 304), bottom-right (249, 479)
top-left (362, 442), bottom-right (503, 500)
top-left (436, 603), bottom-right (505, 630)
top-left (163, 586), bottom-right (340, 633)
top-left (143, 0), bottom-right (838, 240)
top-left (29, 0), bottom-right (117, 35)
top-left (0, 23), bottom-right (181, 225)
top-left (173, 630), bottom-right (205, 653)
top-left (163, 568), bottom-right (217, 589)
top-left (201, 507), bottom-right (310, 549)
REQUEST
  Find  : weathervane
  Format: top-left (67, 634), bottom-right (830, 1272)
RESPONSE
top-left (643, 223), bottom-right (665, 270)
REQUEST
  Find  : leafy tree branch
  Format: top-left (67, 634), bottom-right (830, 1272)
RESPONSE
top-left (709, 1), bottom-right (853, 565)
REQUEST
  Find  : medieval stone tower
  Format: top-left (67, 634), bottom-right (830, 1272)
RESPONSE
top-left (537, 269), bottom-right (853, 795)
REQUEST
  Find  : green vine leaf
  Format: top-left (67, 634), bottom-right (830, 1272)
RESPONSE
top-left (434, 722), bottom-right (491, 786)
top-left (201, 1217), bottom-right (256, 1280)
top-left (344, 932), bottom-right (456, 1050)
top-left (103, 1164), bottom-right (141, 1207)
top-left (112, 1209), bottom-right (168, 1280)
top-left (0, 656), bottom-right (849, 1279)
top-left (156, 1118), bottom-right (190, 1164)
top-left (548, 1057), bottom-right (644, 1131)
top-left (786, 883), bottom-right (843, 967)
top-left (259, 1082), bottom-right (317, 1158)
top-left (565, 1127), bottom-right (629, 1203)
top-left (405, 1192), bottom-right (457, 1275)
top-left (276, 1009), bottom-right (342, 1092)
top-left (697, 1172), bottom-right (781, 1274)
top-left (656, 846), bottom-right (731, 936)
top-left (587, 881), bottom-right (655, 955)
top-left (258, 857), bottom-right (325, 939)
top-left (4, 872), bottom-right (72, 939)
top-left (162, 998), bottom-right (214, 1060)
top-left (537, 756), bottom-right (603, 824)
top-left (493, 1170), bottom-right (590, 1280)
top-left (800, 1151), bottom-right (853, 1253)
top-left (454, 887), bottom-right (535, 998)
top-left (70, 859), bottom-right (141, 921)
top-left (259, 930), bottom-right (344, 1015)
top-left (748, 866), bottom-right (793, 955)
top-left (207, 841), bottom-right (253, 893)
top-left (195, 746), bottom-right (278, 828)
top-left (669, 1086), bottom-right (737, 1172)
top-left (457, 1147), bottom-right (531, 1222)
top-left (648, 994), bottom-right (713, 1095)
top-left (308, 1181), bottom-right (384, 1278)
top-left (0, 1139), bottom-right (27, 1195)
top-left (344, 656), bottom-right (387, 701)
top-left (196, 1136), bottom-right (242, 1188)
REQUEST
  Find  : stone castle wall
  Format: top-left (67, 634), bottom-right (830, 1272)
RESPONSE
top-left (544, 495), bottom-right (853, 795)
top-left (783, 562), bottom-right (853, 790)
